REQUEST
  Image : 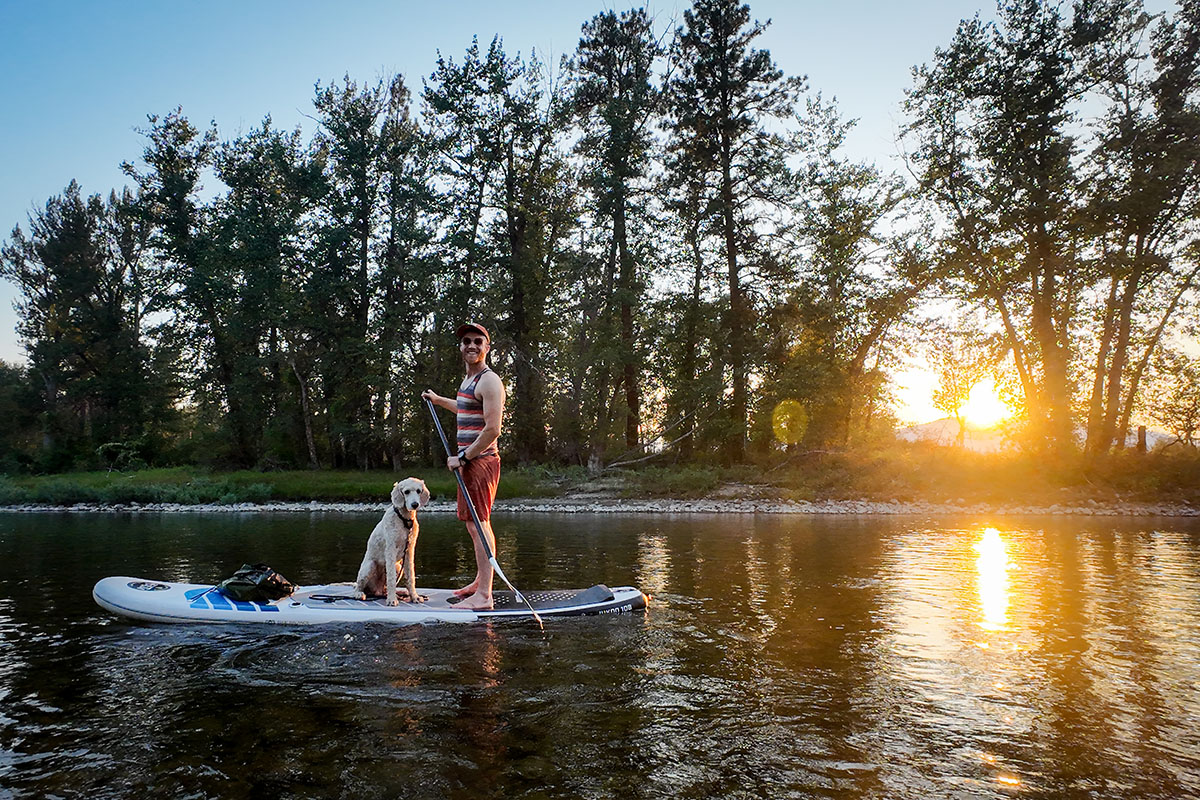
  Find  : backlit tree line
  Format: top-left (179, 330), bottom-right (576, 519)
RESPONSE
top-left (2, 0), bottom-right (1199, 473)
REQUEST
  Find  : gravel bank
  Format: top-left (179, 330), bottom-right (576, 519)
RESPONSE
top-left (2, 497), bottom-right (1196, 516)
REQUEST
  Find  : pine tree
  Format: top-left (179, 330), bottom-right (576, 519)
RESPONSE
top-left (575, 8), bottom-right (662, 453)
top-left (665, 0), bottom-right (804, 463)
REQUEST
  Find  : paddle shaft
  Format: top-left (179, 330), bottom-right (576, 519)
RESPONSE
top-left (424, 397), bottom-right (542, 625)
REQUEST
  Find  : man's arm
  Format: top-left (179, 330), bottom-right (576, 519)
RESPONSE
top-left (463, 372), bottom-right (505, 459)
top-left (421, 388), bottom-right (457, 412)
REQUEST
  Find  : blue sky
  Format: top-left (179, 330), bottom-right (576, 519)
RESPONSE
top-left (0, 0), bottom-right (994, 406)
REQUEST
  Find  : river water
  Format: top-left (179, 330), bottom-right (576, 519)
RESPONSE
top-left (1, 510), bottom-right (1198, 798)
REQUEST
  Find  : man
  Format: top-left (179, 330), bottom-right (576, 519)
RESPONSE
top-left (421, 322), bottom-right (505, 610)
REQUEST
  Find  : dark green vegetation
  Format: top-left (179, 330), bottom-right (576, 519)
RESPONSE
top-left (2, 444), bottom-right (1196, 506)
top-left (2, 0), bottom-right (1199, 481)
top-left (0, 466), bottom-right (554, 506)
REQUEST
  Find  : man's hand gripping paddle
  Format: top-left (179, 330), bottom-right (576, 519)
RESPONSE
top-left (424, 397), bottom-right (543, 629)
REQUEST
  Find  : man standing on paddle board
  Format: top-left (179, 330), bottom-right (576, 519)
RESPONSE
top-left (421, 322), bottom-right (505, 610)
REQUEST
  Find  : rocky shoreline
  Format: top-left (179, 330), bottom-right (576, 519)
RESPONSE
top-left (2, 496), bottom-right (1197, 516)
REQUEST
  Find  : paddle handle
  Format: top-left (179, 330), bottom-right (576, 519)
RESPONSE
top-left (424, 397), bottom-right (542, 627)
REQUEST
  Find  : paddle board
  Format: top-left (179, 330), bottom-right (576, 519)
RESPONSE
top-left (93, 576), bottom-right (648, 625)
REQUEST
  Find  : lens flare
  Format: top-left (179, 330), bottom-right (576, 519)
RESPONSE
top-left (772, 400), bottom-right (808, 445)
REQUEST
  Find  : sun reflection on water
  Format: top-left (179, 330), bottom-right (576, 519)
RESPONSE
top-left (975, 527), bottom-right (1012, 632)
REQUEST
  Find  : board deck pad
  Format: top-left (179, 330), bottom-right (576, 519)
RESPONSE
top-left (303, 584), bottom-right (616, 611)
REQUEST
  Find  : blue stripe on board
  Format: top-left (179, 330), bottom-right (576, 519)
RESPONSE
top-left (230, 599), bottom-right (257, 612)
top-left (207, 592), bottom-right (232, 610)
top-left (252, 602), bottom-right (279, 612)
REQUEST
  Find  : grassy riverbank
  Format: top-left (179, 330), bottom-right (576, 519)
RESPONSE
top-left (1, 443), bottom-right (1197, 507)
top-left (0, 466), bottom-right (558, 507)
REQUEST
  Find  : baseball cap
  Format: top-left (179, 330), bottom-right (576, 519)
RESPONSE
top-left (455, 322), bottom-right (490, 342)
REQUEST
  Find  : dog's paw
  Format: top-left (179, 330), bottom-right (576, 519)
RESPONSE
top-left (386, 596), bottom-right (400, 607)
top-left (413, 594), bottom-right (428, 604)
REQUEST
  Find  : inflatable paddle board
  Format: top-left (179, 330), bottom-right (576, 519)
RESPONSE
top-left (93, 577), bottom-right (648, 625)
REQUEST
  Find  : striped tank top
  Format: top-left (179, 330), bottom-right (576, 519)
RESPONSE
top-left (456, 368), bottom-right (497, 455)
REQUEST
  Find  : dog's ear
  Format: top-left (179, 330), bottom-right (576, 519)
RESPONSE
top-left (419, 482), bottom-right (431, 507)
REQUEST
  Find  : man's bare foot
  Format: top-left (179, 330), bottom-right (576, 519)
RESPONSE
top-left (454, 593), bottom-right (493, 610)
top-left (453, 582), bottom-right (478, 598)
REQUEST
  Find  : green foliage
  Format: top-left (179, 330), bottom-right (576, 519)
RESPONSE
top-left (567, 8), bottom-right (662, 458)
top-left (0, 182), bottom-right (178, 470)
top-left (0, 465), bottom-right (568, 506)
top-left (0, 476), bottom-right (30, 504)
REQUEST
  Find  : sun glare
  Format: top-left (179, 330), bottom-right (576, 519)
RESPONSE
top-left (961, 378), bottom-right (1011, 428)
top-left (975, 527), bottom-right (1011, 632)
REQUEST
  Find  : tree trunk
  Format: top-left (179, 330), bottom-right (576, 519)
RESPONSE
top-left (614, 193), bottom-right (639, 451)
top-left (1085, 276), bottom-right (1120, 455)
top-left (677, 217), bottom-right (705, 463)
top-left (505, 158), bottom-right (547, 463)
top-left (291, 359), bottom-right (320, 469)
top-left (1029, 226), bottom-right (1071, 448)
top-left (1097, 271), bottom-right (1139, 452)
top-left (1114, 263), bottom-right (1200, 451)
top-left (720, 136), bottom-right (746, 464)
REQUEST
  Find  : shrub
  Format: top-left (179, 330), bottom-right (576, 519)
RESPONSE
top-left (0, 476), bottom-right (30, 505)
top-left (623, 465), bottom-right (722, 498)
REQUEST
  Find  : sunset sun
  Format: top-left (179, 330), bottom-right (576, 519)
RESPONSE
top-left (961, 378), bottom-right (1012, 428)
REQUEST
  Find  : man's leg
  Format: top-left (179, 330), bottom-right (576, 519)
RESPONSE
top-left (455, 519), bottom-right (495, 609)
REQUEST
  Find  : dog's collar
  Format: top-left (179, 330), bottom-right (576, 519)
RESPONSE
top-left (392, 505), bottom-right (415, 529)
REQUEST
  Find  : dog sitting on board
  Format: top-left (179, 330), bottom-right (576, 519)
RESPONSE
top-left (355, 478), bottom-right (430, 605)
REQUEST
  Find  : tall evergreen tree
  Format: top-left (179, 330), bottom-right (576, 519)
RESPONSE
top-left (666, 0), bottom-right (805, 463)
top-left (310, 76), bottom-right (406, 467)
top-left (1, 182), bottom-right (171, 467)
top-left (426, 39), bottom-right (575, 463)
top-left (575, 8), bottom-right (662, 453)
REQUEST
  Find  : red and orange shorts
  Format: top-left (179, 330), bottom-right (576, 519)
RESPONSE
top-left (457, 453), bottom-right (500, 522)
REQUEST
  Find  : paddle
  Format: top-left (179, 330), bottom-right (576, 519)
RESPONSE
top-left (424, 396), bottom-right (543, 628)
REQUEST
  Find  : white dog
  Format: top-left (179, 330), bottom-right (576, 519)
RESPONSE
top-left (355, 478), bottom-right (430, 605)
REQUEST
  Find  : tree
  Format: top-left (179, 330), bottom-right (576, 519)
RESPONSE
top-left (905, 0), bottom-right (1085, 450)
top-left (426, 39), bottom-right (576, 463)
top-left (122, 109), bottom-right (259, 463)
top-left (1, 182), bottom-right (172, 467)
top-left (929, 326), bottom-right (995, 446)
top-left (575, 8), bottom-right (662, 453)
top-left (774, 99), bottom-right (931, 448)
top-left (658, 119), bottom-right (727, 464)
top-left (1147, 347), bottom-right (1200, 446)
top-left (1080, 0), bottom-right (1200, 454)
top-left (208, 117), bottom-right (321, 466)
top-left (375, 78), bottom-right (439, 469)
top-left (908, 0), bottom-right (1200, 455)
top-left (424, 37), bottom-right (512, 323)
top-left (666, 0), bottom-right (805, 463)
top-left (0, 361), bottom-right (40, 471)
top-left (310, 76), bottom-right (410, 467)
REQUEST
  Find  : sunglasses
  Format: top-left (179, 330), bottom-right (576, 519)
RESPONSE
top-left (460, 337), bottom-right (487, 347)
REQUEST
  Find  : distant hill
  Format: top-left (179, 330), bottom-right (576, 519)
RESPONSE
top-left (896, 418), bottom-right (1176, 452)
top-left (896, 418), bottom-right (1007, 452)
